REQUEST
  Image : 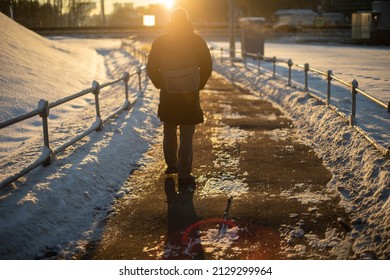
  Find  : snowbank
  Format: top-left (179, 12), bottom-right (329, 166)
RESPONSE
top-left (0, 13), bottom-right (122, 161)
top-left (0, 13), bottom-right (99, 122)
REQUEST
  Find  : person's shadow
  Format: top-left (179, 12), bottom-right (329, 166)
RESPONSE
top-left (163, 177), bottom-right (205, 260)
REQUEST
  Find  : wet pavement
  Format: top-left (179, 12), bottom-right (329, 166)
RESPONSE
top-left (83, 74), bottom-right (351, 260)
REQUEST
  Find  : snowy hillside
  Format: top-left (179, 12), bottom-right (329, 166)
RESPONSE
top-left (0, 13), bottom-right (102, 161)
top-left (0, 11), bottom-right (389, 260)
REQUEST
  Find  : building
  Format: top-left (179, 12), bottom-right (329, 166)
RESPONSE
top-left (321, 13), bottom-right (345, 26)
top-left (323, 0), bottom-right (374, 14)
top-left (352, 12), bottom-right (372, 39)
top-left (372, 1), bottom-right (390, 43)
top-left (372, 1), bottom-right (390, 29)
top-left (273, 9), bottom-right (345, 30)
top-left (352, 1), bottom-right (390, 43)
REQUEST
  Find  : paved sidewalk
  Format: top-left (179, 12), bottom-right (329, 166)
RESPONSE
top-left (83, 74), bottom-right (350, 260)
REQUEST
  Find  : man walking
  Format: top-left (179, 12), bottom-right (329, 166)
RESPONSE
top-left (147, 8), bottom-right (212, 186)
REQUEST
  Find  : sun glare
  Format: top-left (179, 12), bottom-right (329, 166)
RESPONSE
top-left (160, 0), bottom-right (175, 9)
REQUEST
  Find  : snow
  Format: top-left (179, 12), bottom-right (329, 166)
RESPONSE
top-left (0, 15), bottom-right (101, 122)
top-left (212, 42), bottom-right (390, 153)
top-left (263, 42), bottom-right (390, 104)
top-left (198, 125), bottom-right (250, 199)
top-left (0, 13), bottom-right (117, 160)
top-left (0, 11), bottom-right (389, 260)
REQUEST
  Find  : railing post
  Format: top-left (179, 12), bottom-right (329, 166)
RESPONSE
top-left (350, 79), bottom-right (358, 126)
top-left (122, 72), bottom-right (130, 110)
top-left (287, 59), bottom-right (293, 86)
top-left (38, 99), bottom-right (53, 166)
top-left (257, 53), bottom-right (261, 72)
top-left (220, 47), bottom-right (223, 64)
top-left (137, 66), bottom-right (142, 93)
top-left (327, 70), bottom-right (333, 107)
top-left (243, 51), bottom-right (247, 68)
top-left (272, 56), bottom-right (276, 77)
top-left (304, 63), bottom-right (310, 92)
top-left (92, 80), bottom-right (103, 131)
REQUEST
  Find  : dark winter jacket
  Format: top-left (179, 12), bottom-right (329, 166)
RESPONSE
top-left (147, 19), bottom-right (212, 125)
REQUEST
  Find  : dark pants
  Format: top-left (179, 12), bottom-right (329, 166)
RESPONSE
top-left (163, 123), bottom-right (195, 179)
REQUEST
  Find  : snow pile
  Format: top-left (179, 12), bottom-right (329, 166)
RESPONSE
top-left (0, 13), bottom-right (104, 160)
top-left (213, 55), bottom-right (390, 259)
top-left (0, 14), bottom-right (100, 122)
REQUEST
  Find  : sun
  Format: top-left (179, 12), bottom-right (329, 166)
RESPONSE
top-left (159, 0), bottom-right (175, 9)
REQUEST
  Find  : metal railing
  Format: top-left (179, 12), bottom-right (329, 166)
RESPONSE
top-left (122, 36), bottom-right (149, 66)
top-left (0, 55), bottom-right (147, 189)
top-left (210, 46), bottom-right (390, 158)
